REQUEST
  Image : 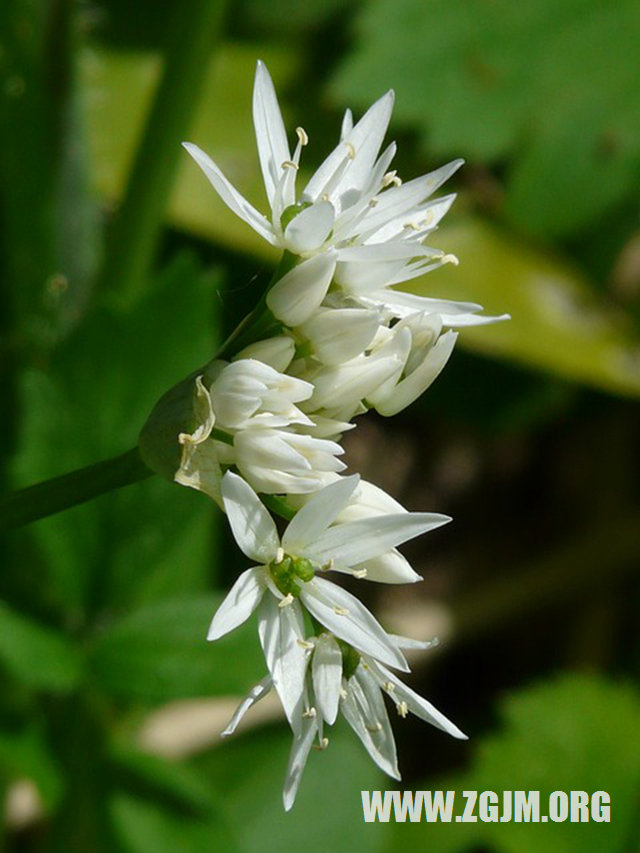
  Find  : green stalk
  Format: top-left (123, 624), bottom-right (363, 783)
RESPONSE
top-left (101, 0), bottom-right (227, 308)
top-left (0, 448), bottom-right (152, 533)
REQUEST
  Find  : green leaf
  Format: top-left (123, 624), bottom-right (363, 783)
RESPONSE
top-left (387, 674), bottom-right (640, 853)
top-left (405, 219), bottom-right (640, 397)
top-left (0, 601), bottom-right (82, 691)
top-left (81, 42), bottom-right (299, 258)
top-left (0, 725), bottom-right (62, 809)
top-left (11, 254), bottom-right (221, 612)
top-left (331, 0), bottom-right (640, 237)
top-left (110, 791), bottom-right (237, 853)
top-left (198, 719), bottom-right (386, 853)
top-left (89, 595), bottom-right (262, 702)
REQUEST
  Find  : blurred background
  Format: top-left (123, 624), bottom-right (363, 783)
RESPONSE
top-left (1, 0), bottom-right (639, 850)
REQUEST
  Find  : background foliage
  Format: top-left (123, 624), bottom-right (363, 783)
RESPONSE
top-left (1, 0), bottom-right (639, 850)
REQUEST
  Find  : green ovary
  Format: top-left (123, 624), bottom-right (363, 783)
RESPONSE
top-left (269, 553), bottom-right (315, 597)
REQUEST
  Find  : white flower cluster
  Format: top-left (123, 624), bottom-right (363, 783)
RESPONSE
top-left (174, 62), bottom-right (506, 809)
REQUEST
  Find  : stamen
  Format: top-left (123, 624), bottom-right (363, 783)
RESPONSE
top-left (313, 737), bottom-right (330, 751)
top-left (302, 706), bottom-right (317, 718)
top-left (333, 606), bottom-right (350, 616)
top-left (278, 593), bottom-right (294, 608)
top-left (441, 253), bottom-right (459, 266)
top-left (353, 568), bottom-right (368, 579)
top-left (366, 722), bottom-right (383, 733)
top-left (368, 197), bottom-right (379, 207)
top-left (340, 687), bottom-right (348, 699)
top-left (296, 126), bottom-right (309, 146)
top-left (297, 639), bottom-right (315, 650)
top-left (321, 559), bottom-right (334, 572)
top-left (345, 141), bottom-right (356, 159)
top-left (321, 192), bottom-right (330, 201)
top-left (383, 681), bottom-right (395, 693)
top-left (275, 546), bottom-right (284, 563)
top-left (382, 170), bottom-right (402, 188)
top-left (281, 160), bottom-right (299, 170)
top-left (397, 701), bottom-right (408, 718)
top-left (403, 222), bottom-right (421, 231)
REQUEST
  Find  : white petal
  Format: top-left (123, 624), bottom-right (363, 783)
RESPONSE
top-left (253, 61), bottom-right (291, 207)
top-left (372, 330), bottom-right (458, 416)
top-left (267, 253), bottom-right (336, 326)
top-left (258, 595), bottom-right (308, 733)
top-left (282, 713), bottom-right (318, 811)
top-left (298, 308), bottom-right (381, 365)
top-left (310, 512), bottom-right (451, 567)
top-left (311, 634), bottom-right (343, 725)
top-left (283, 200), bottom-right (336, 254)
top-left (341, 669), bottom-right (399, 779)
top-left (221, 471), bottom-right (279, 563)
top-left (440, 311), bottom-right (511, 327)
top-left (282, 475), bottom-right (360, 554)
top-left (300, 577), bottom-right (408, 671)
top-left (233, 335), bottom-right (296, 372)
top-left (370, 660), bottom-right (468, 740)
top-left (207, 567), bottom-right (266, 640)
top-left (345, 550), bottom-right (422, 584)
top-left (182, 142), bottom-right (276, 244)
top-left (221, 674), bottom-right (273, 736)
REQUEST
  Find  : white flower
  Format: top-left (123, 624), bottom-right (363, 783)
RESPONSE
top-left (183, 61), bottom-right (463, 277)
top-left (220, 630), bottom-right (466, 811)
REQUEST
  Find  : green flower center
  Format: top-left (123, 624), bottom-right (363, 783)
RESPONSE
top-left (269, 553), bottom-right (315, 597)
top-left (337, 638), bottom-right (361, 681)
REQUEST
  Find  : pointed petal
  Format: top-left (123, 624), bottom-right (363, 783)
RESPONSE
top-left (182, 143), bottom-right (276, 243)
top-left (341, 670), bottom-right (400, 778)
top-left (310, 512), bottom-right (451, 567)
top-left (258, 595), bottom-right (308, 733)
top-left (345, 550), bottom-right (422, 584)
top-left (282, 475), bottom-right (360, 554)
top-left (221, 674), bottom-right (273, 736)
top-left (370, 660), bottom-right (468, 739)
top-left (311, 634), bottom-right (343, 725)
top-left (253, 60), bottom-right (291, 207)
top-left (298, 308), bottom-right (381, 365)
top-left (283, 200), bottom-right (336, 254)
top-left (221, 471), bottom-right (279, 563)
top-left (207, 567), bottom-right (266, 640)
top-left (282, 714), bottom-right (318, 811)
top-left (267, 253), bottom-right (336, 326)
top-left (300, 577), bottom-right (409, 671)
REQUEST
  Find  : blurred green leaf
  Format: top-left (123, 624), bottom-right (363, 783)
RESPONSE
top-left (0, 725), bottom-right (62, 809)
top-left (199, 719), bottom-right (386, 853)
top-left (331, 0), bottom-right (640, 237)
top-left (406, 219), bottom-right (640, 397)
top-left (387, 674), bottom-right (640, 853)
top-left (110, 791), bottom-right (237, 853)
top-left (110, 746), bottom-right (218, 816)
top-left (81, 41), bottom-right (298, 258)
top-left (11, 254), bottom-right (220, 612)
top-left (0, 601), bottom-right (82, 691)
top-left (89, 595), bottom-right (262, 702)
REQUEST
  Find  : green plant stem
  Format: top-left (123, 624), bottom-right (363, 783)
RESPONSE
top-left (0, 448), bottom-right (153, 533)
top-left (101, 0), bottom-right (227, 308)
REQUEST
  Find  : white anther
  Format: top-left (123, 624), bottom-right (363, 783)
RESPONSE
top-left (281, 160), bottom-right (299, 170)
top-left (366, 723), bottom-right (383, 733)
top-left (296, 126), bottom-right (309, 146)
top-left (340, 687), bottom-right (348, 699)
top-left (352, 568), bottom-right (368, 579)
top-left (313, 737), bottom-right (329, 751)
top-left (382, 170), bottom-right (401, 188)
top-left (344, 141), bottom-right (356, 159)
top-left (275, 547), bottom-right (284, 563)
top-left (333, 606), bottom-right (350, 616)
top-left (302, 706), bottom-right (317, 718)
top-left (368, 197), bottom-right (379, 207)
top-left (397, 701), bottom-right (408, 718)
top-left (321, 192), bottom-right (330, 201)
top-left (403, 222), bottom-right (421, 231)
top-left (441, 253), bottom-right (459, 266)
top-left (278, 593), bottom-right (294, 608)
top-left (383, 681), bottom-right (395, 693)
top-left (297, 639), bottom-right (315, 650)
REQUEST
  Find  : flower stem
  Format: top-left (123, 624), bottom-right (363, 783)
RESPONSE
top-left (0, 447), bottom-right (153, 533)
top-left (101, 0), bottom-right (227, 308)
